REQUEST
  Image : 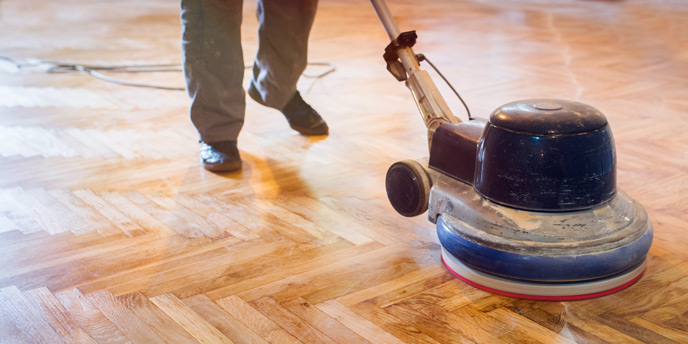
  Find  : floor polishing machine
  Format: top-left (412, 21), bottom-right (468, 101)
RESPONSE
top-left (371, 0), bottom-right (653, 300)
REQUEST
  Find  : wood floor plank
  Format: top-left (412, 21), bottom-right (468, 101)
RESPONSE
top-left (72, 189), bottom-right (138, 237)
top-left (472, 306), bottom-right (576, 344)
top-left (338, 264), bottom-right (452, 307)
top-left (108, 236), bottom-right (295, 297)
top-left (173, 194), bottom-right (260, 241)
top-left (1, 231), bottom-right (130, 279)
top-left (510, 302), bottom-right (656, 343)
top-left (0, 233), bottom-right (162, 291)
top-left (250, 296), bottom-right (336, 344)
top-left (216, 295), bottom-right (302, 344)
top-left (100, 191), bottom-right (176, 238)
top-left (48, 188), bottom-right (122, 237)
top-left (281, 297), bottom-right (371, 344)
top-left (384, 302), bottom-right (488, 344)
top-left (0, 229), bottom-right (25, 247)
top-left (0, 187), bottom-right (49, 234)
top-left (316, 300), bottom-right (407, 344)
top-left (76, 234), bottom-right (246, 295)
top-left (204, 240), bottom-right (384, 301)
top-left (23, 287), bottom-right (97, 344)
top-left (85, 290), bottom-right (166, 344)
top-left (0, 286), bottom-right (65, 344)
top-left (183, 294), bottom-right (269, 344)
top-left (145, 192), bottom-right (225, 238)
top-left (250, 199), bottom-right (341, 244)
top-left (1, 0), bottom-right (687, 342)
top-left (413, 280), bottom-right (490, 312)
top-left (53, 288), bottom-right (131, 344)
top-left (150, 293), bottom-right (234, 344)
top-left (504, 301), bottom-right (612, 344)
top-left (236, 242), bottom-right (438, 303)
top-left (192, 195), bottom-right (288, 241)
top-left (349, 301), bottom-right (442, 344)
top-left (276, 196), bottom-right (388, 245)
top-left (579, 309), bottom-right (681, 344)
top-left (637, 289), bottom-right (688, 332)
top-left (1, 231), bottom-right (84, 271)
top-left (631, 316), bottom-right (688, 344)
top-left (118, 292), bottom-right (198, 343)
top-left (0, 303), bottom-right (32, 344)
top-left (318, 196), bottom-right (439, 244)
top-left (4, 232), bottom-right (122, 274)
top-left (20, 188), bottom-right (73, 235)
top-left (169, 237), bottom-right (355, 300)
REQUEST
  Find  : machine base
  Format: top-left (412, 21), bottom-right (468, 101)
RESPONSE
top-left (441, 247), bottom-right (645, 301)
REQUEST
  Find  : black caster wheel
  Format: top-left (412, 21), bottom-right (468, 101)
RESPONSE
top-left (385, 160), bottom-right (432, 217)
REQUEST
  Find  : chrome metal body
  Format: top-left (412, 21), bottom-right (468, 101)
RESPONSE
top-left (370, 0), bottom-right (460, 147)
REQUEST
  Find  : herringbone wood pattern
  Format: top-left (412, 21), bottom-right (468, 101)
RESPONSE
top-left (1, 0), bottom-right (687, 343)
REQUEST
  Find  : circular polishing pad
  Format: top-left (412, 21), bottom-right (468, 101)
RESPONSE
top-left (441, 247), bottom-right (645, 301)
top-left (434, 190), bottom-right (653, 283)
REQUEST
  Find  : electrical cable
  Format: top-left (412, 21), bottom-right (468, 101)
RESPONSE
top-left (300, 62), bottom-right (336, 79)
top-left (0, 56), bottom-right (336, 91)
top-left (416, 53), bottom-right (472, 121)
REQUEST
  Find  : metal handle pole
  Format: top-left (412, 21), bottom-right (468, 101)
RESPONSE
top-left (370, 0), bottom-right (461, 148)
top-left (370, 0), bottom-right (401, 40)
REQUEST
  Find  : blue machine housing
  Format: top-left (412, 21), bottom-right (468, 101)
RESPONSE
top-left (424, 99), bottom-right (653, 283)
top-left (430, 99), bottom-right (617, 212)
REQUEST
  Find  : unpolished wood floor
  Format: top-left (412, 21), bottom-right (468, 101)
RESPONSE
top-left (1, 0), bottom-right (687, 343)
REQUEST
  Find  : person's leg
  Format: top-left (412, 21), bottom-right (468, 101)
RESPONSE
top-left (181, 0), bottom-right (244, 171)
top-left (248, 0), bottom-right (328, 135)
top-left (250, 0), bottom-right (318, 109)
top-left (181, 0), bottom-right (245, 144)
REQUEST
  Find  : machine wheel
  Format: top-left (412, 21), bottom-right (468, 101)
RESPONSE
top-left (385, 160), bottom-right (432, 217)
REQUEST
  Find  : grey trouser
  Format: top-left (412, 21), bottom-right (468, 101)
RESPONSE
top-left (181, 0), bottom-right (318, 143)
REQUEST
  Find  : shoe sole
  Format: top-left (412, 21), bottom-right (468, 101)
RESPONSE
top-left (203, 161), bottom-right (242, 173)
top-left (249, 82), bottom-right (329, 136)
top-left (289, 123), bottom-right (329, 136)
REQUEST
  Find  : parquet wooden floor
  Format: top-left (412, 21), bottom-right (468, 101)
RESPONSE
top-left (1, 0), bottom-right (687, 343)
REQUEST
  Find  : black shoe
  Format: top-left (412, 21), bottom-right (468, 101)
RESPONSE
top-left (200, 141), bottom-right (242, 172)
top-left (248, 83), bottom-right (329, 136)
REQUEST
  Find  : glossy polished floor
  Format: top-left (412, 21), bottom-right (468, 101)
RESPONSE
top-left (1, 0), bottom-right (687, 342)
